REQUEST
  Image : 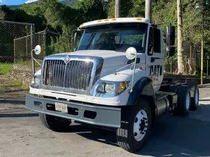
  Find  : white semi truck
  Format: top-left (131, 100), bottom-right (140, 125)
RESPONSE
top-left (25, 17), bottom-right (199, 152)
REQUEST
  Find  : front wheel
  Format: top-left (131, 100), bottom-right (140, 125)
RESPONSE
top-left (116, 98), bottom-right (152, 152)
top-left (39, 114), bottom-right (71, 132)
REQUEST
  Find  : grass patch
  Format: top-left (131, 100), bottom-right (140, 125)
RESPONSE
top-left (0, 79), bottom-right (27, 89)
top-left (0, 63), bottom-right (13, 75)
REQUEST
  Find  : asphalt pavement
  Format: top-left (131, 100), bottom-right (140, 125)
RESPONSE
top-left (0, 88), bottom-right (210, 157)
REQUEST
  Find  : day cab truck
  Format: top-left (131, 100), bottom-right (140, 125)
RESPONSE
top-left (25, 17), bottom-right (199, 152)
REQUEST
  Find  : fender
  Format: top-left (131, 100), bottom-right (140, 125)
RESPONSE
top-left (127, 77), bottom-right (157, 118)
top-left (127, 77), bottom-right (155, 105)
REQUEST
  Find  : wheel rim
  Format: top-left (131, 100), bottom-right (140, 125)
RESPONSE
top-left (185, 92), bottom-right (190, 110)
top-left (195, 88), bottom-right (199, 105)
top-left (133, 110), bottom-right (148, 141)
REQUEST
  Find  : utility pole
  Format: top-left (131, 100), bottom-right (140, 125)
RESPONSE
top-left (207, 57), bottom-right (209, 77)
top-left (177, 0), bottom-right (184, 74)
top-left (200, 0), bottom-right (204, 84)
top-left (195, 0), bottom-right (204, 84)
top-left (115, 0), bottom-right (120, 18)
top-left (201, 21), bottom-right (204, 84)
top-left (145, 0), bottom-right (152, 22)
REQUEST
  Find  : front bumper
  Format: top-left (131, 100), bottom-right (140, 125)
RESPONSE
top-left (25, 94), bottom-right (121, 128)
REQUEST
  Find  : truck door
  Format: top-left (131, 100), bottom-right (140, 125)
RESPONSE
top-left (146, 27), bottom-right (164, 91)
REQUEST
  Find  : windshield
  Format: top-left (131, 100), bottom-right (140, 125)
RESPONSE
top-left (77, 23), bottom-right (148, 53)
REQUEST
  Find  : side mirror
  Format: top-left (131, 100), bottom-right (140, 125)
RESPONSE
top-left (166, 26), bottom-right (175, 57)
top-left (166, 26), bottom-right (175, 46)
top-left (31, 45), bottom-right (42, 75)
top-left (148, 44), bottom-right (154, 55)
top-left (71, 30), bottom-right (77, 49)
top-left (34, 45), bottom-right (41, 55)
top-left (166, 46), bottom-right (175, 57)
top-left (71, 28), bottom-right (82, 50)
top-left (126, 47), bottom-right (137, 60)
top-left (126, 47), bottom-right (138, 93)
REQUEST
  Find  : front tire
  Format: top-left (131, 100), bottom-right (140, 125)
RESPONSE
top-left (39, 114), bottom-right (71, 132)
top-left (116, 98), bottom-right (152, 152)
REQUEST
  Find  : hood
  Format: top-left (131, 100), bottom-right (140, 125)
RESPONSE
top-left (52, 50), bottom-right (128, 68)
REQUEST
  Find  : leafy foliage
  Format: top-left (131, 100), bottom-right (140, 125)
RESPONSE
top-left (0, 0), bottom-right (210, 74)
top-left (38, 0), bottom-right (107, 53)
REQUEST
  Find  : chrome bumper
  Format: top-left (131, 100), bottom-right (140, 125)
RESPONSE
top-left (25, 94), bottom-right (121, 128)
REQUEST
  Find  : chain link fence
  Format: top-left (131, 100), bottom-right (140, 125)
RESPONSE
top-left (11, 29), bottom-right (72, 88)
top-left (164, 42), bottom-right (201, 75)
top-left (14, 30), bottom-right (46, 64)
top-left (0, 20), bottom-right (34, 63)
top-left (14, 29), bottom-right (73, 63)
top-left (0, 20), bottom-right (35, 91)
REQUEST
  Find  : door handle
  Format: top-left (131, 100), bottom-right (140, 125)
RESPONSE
top-left (151, 57), bottom-right (160, 63)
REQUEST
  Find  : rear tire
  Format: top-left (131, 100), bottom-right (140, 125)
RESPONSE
top-left (116, 98), bottom-right (152, 152)
top-left (190, 85), bottom-right (199, 111)
top-left (175, 85), bottom-right (191, 116)
top-left (39, 114), bottom-right (71, 132)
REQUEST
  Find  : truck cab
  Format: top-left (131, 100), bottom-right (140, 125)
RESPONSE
top-left (26, 17), bottom-right (199, 153)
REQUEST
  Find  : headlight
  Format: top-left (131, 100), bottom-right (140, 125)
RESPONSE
top-left (93, 81), bottom-right (129, 97)
top-left (30, 75), bottom-right (41, 88)
top-left (97, 83), bottom-right (115, 94)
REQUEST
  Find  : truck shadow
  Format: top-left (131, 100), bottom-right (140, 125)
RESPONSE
top-left (0, 113), bottom-right (38, 118)
top-left (66, 103), bottom-right (210, 156)
top-left (0, 99), bottom-right (38, 118)
top-left (0, 99), bottom-right (25, 105)
top-left (139, 114), bottom-right (210, 156)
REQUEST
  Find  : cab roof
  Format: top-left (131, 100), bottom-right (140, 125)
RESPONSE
top-left (79, 17), bottom-right (150, 29)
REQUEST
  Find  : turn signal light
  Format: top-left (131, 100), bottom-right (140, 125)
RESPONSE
top-left (138, 66), bottom-right (143, 70)
top-left (137, 18), bottom-right (142, 20)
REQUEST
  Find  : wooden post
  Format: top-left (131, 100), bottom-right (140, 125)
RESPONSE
top-left (201, 32), bottom-right (204, 84)
top-left (26, 36), bottom-right (28, 61)
top-left (145, 0), bottom-right (152, 22)
top-left (207, 59), bottom-right (209, 77)
top-left (177, 0), bottom-right (184, 74)
top-left (190, 43), bottom-right (192, 59)
top-left (200, 0), bottom-right (204, 84)
top-left (115, 0), bottom-right (120, 18)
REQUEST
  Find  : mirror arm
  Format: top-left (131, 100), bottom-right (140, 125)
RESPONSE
top-left (115, 62), bottom-right (134, 75)
top-left (31, 49), bottom-right (42, 76)
top-left (130, 53), bottom-right (137, 93)
top-left (32, 56), bottom-right (42, 66)
top-left (31, 49), bottom-right (36, 76)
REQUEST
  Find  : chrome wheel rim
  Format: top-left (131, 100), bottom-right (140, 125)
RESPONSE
top-left (195, 88), bottom-right (199, 105)
top-left (186, 92), bottom-right (190, 110)
top-left (133, 110), bottom-right (148, 141)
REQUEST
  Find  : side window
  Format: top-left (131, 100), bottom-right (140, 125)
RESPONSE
top-left (148, 27), bottom-right (161, 54)
top-left (148, 28), bottom-right (154, 55)
top-left (153, 28), bottom-right (161, 53)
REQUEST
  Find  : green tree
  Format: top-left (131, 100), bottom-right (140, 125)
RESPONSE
top-left (39, 0), bottom-right (107, 52)
top-left (108, 0), bottom-right (133, 17)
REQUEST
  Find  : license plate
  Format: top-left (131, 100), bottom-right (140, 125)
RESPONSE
top-left (55, 102), bottom-right (68, 113)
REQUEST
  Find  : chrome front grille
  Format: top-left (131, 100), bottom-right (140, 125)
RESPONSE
top-left (43, 60), bottom-right (93, 90)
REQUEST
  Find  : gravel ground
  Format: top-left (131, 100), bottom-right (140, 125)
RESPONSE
top-left (0, 88), bottom-right (210, 157)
